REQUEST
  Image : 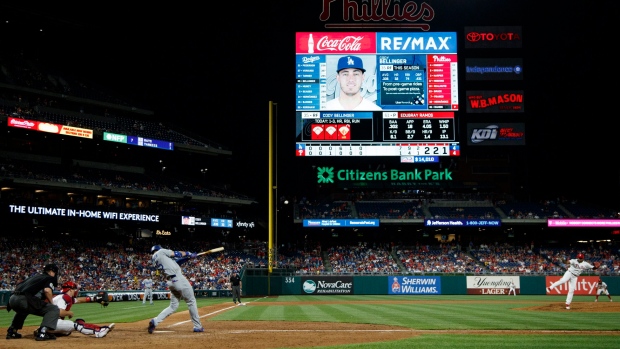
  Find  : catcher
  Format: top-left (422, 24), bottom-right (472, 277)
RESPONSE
top-left (47, 281), bottom-right (114, 338)
top-left (547, 253), bottom-right (599, 309)
top-left (595, 279), bottom-right (613, 302)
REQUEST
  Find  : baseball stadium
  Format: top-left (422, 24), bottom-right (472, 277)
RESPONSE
top-left (1, 1), bottom-right (619, 348)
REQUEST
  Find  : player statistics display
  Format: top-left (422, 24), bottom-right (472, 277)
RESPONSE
top-left (296, 32), bottom-right (460, 158)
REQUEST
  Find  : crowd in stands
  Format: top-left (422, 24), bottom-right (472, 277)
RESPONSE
top-left (275, 245), bottom-right (326, 275)
top-left (397, 243), bottom-right (482, 273)
top-left (471, 242), bottom-right (551, 274)
top-left (0, 98), bottom-right (225, 150)
top-left (297, 200), bottom-right (352, 219)
top-left (0, 51), bottom-right (146, 110)
top-left (327, 242), bottom-right (400, 274)
top-left (294, 192), bottom-right (620, 221)
top-left (470, 242), bottom-right (619, 275)
top-left (0, 46), bottom-right (229, 151)
top-left (0, 237), bottom-right (254, 292)
top-left (356, 201), bottom-right (424, 219)
top-left (0, 156), bottom-right (252, 203)
top-left (2, 237), bottom-right (617, 293)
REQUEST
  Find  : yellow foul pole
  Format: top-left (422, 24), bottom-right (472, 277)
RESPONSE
top-left (268, 101), bottom-right (274, 275)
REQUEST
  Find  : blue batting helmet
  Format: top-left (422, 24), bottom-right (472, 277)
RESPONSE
top-left (151, 245), bottom-right (162, 252)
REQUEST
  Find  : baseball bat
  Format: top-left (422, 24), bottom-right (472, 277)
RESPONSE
top-left (197, 247), bottom-right (224, 256)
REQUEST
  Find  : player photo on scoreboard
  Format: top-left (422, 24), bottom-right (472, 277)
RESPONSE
top-left (322, 55), bottom-right (381, 111)
top-left (181, 216), bottom-right (195, 226)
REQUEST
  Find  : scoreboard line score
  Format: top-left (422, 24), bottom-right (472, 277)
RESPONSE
top-left (296, 143), bottom-right (459, 157)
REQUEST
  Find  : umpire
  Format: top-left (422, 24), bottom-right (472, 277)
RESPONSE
top-left (6, 263), bottom-right (61, 341)
top-left (231, 271), bottom-right (243, 305)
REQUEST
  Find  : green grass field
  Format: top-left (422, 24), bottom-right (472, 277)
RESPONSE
top-left (2, 295), bottom-right (618, 348)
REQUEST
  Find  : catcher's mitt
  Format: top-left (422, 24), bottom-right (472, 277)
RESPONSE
top-left (93, 291), bottom-right (110, 307)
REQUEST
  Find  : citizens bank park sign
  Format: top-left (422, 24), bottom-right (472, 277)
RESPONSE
top-left (316, 166), bottom-right (453, 184)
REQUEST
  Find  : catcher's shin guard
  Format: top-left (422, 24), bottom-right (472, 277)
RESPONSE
top-left (74, 319), bottom-right (102, 335)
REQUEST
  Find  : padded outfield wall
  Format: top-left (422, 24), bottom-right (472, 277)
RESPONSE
top-left (2, 272), bottom-right (616, 306)
top-left (243, 269), bottom-right (619, 296)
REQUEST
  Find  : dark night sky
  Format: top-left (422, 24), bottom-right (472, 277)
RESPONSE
top-left (1, 1), bottom-right (618, 206)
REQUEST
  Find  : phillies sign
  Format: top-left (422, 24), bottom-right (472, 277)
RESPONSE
top-left (319, 0), bottom-right (435, 30)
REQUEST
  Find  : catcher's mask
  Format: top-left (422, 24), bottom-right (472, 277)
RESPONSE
top-left (61, 281), bottom-right (78, 293)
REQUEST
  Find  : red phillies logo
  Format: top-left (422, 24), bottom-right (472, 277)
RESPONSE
top-left (319, 0), bottom-right (435, 29)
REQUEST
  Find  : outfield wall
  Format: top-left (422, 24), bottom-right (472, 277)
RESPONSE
top-left (1, 274), bottom-right (616, 306)
top-left (243, 270), bottom-right (619, 297)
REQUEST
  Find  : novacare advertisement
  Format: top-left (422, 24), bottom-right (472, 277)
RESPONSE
top-left (302, 276), bottom-right (354, 294)
top-left (388, 276), bottom-right (441, 294)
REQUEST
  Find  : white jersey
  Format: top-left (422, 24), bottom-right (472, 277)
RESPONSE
top-left (323, 97), bottom-right (382, 110)
top-left (149, 247), bottom-right (203, 330)
top-left (143, 278), bottom-right (154, 289)
top-left (50, 292), bottom-right (111, 337)
top-left (152, 248), bottom-right (183, 278)
top-left (50, 293), bottom-right (77, 335)
top-left (52, 293), bottom-right (74, 314)
top-left (567, 258), bottom-right (594, 276)
top-left (598, 281), bottom-right (608, 290)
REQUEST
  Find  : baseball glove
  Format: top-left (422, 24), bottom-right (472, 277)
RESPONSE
top-left (593, 262), bottom-right (601, 269)
top-left (93, 291), bottom-right (109, 307)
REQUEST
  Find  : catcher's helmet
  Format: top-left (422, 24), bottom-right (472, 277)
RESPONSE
top-left (151, 245), bottom-right (162, 252)
top-left (61, 281), bottom-right (78, 293)
top-left (576, 253), bottom-right (585, 260)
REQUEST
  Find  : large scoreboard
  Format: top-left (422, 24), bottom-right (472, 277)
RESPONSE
top-left (296, 32), bottom-right (460, 158)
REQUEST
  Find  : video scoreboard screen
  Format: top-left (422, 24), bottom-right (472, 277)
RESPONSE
top-left (8, 117), bottom-right (93, 139)
top-left (295, 32), bottom-right (460, 158)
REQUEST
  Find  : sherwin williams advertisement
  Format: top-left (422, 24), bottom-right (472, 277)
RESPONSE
top-left (388, 276), bottom-right (441, 294)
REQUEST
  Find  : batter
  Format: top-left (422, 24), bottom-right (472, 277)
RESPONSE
top-left (148, 245), bottom-right (203, 333)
